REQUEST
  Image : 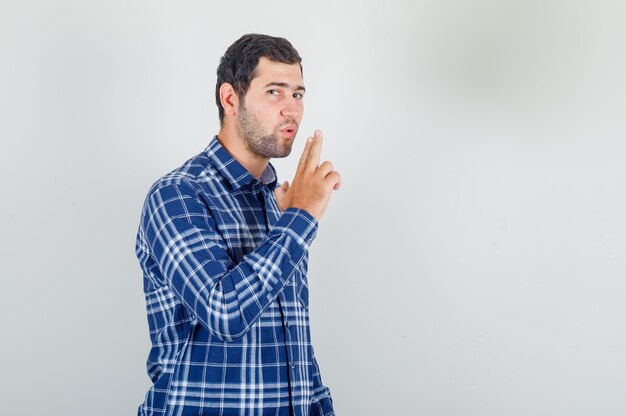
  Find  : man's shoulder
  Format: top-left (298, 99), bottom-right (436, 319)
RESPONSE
top-left (145, 149), bottom-right (222, 200)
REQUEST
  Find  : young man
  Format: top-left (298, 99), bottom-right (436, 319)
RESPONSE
top-left (135, 34), bottom-right (340, 416)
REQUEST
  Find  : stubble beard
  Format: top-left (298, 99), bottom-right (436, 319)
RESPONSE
top-left (237, 103), bottom-right (296, 159)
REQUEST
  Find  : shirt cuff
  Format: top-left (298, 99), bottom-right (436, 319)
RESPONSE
top-left (275, 207), bottom-right (318, 249)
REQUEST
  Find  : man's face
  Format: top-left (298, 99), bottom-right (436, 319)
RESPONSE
top-left (236, 57), bottom-right (305, 159)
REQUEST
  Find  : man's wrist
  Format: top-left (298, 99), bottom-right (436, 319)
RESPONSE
top-left (273, 207), bottom-right (319, 251)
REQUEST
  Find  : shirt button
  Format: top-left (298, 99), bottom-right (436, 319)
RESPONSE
top-left (290, 363), bottom-right (295, 369)
top-left (285, 321), bottom-right (290, 327)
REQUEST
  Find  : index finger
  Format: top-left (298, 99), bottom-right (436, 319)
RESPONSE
top-left (296, 135), bottom-right (314, 175)
top-left (306, 130), bottom-right (323, 171)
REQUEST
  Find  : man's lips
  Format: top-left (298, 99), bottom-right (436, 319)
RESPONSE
top-left (280, 124), bottom-right (297, 138)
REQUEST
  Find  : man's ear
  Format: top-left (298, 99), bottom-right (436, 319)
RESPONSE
top-left (219, 83), bottom-right (240, 117)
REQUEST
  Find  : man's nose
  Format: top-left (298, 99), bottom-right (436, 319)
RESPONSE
top-left (280, 97), bottom-right (300, 118)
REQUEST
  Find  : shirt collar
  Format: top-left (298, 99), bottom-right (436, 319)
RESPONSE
top-left (204, 135), bottom-right (278, 190)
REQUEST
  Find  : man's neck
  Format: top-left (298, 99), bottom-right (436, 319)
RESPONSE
top-left (217, 123), bottom-right (269, 179)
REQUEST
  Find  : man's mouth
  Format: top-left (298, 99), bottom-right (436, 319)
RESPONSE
top-left (280, 124), bottom-right (297, 138)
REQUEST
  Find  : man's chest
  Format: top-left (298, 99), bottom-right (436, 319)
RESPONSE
top-left (201, 184), bottom-right (281, 261)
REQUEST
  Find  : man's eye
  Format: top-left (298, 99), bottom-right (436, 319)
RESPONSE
top-left (268, 89), bottom-right (279, 95)
top-left (293, 92), bottom-right (304, 99)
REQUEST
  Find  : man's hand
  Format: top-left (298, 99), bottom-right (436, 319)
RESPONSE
top-left (274, 130), bottom-right (341, 221)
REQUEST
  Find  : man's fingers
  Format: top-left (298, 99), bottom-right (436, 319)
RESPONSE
top-left (297, 136), bottom-right (314, 175)
top-left (274, 181), bottom-right (289, 200)
top-left (306, 130), bottom-right (323, 172)
top-left (323, 171), bottom-right (341, 190)
top-left (317, 161), bottom-right (334, 177)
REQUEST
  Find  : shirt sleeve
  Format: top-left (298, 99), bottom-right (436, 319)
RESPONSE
top-left (141, 180), bottom-right (318, 342)
top-left (310, 353), bottom-right (335, 416)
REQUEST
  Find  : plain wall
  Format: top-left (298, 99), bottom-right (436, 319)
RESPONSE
top-left (1, 0), bottom-right (625, 414)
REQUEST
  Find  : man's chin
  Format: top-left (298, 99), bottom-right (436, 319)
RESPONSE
top-left (273, 147), bottom-right (293, 158)
top-left (274, 139), bottom-right (294, 158)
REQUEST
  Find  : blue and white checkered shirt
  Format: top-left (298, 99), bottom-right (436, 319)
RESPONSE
top-left (135, 136), bottom-right (335, 416)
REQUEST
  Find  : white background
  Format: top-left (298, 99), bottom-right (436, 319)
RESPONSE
top-left (1, 1), bottom-right (625, 414)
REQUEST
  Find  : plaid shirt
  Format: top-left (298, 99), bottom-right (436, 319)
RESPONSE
top-left (135, 136), bottom-right (335, 416)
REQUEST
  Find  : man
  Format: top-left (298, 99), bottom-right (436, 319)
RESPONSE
top-left (135, 34), bottom-right (340, 416)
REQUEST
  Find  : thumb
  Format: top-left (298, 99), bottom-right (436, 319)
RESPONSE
top-left (275, 180), bottom-right (289, 197)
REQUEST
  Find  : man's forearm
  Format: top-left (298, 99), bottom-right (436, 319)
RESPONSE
top-left (143, 180), bottom-right (318, 341)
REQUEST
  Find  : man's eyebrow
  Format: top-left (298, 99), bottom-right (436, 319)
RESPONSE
top-left (263, 82), bottom-right (306, 92)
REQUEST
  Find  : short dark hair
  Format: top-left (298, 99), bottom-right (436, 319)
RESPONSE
top-left (215, 34), bottom-right (302, 124)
